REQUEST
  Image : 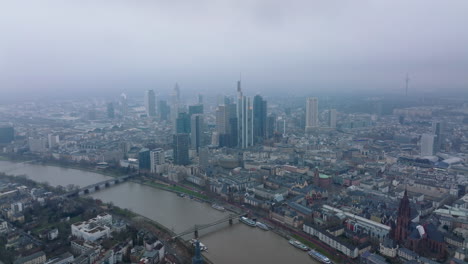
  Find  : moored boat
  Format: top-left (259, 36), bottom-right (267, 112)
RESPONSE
top-left (288, 239), bottom-right (309, 251)
top-left (239, 216), bottom-right (256, 227)
top-left (308, 249), bottom-right (331, 264)
top-left (256, 221), bottom-right (269, 231)
top-left (211, 204), bottom-right (225, 211)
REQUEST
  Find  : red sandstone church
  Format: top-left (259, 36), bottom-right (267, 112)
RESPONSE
top-left (391, 190), bottom-right (447, 259)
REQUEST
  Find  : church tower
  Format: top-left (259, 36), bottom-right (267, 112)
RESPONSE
top-left (394, 189), bottom-right (411, 242)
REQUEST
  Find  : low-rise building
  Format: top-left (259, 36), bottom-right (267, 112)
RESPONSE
top-left (14, 251), bottom-right (46, 264)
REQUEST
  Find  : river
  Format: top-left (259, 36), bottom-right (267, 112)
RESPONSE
top-left (0, 161), bottom-right (315, 264)
top-left (0, 160), bottom-right (112, 187)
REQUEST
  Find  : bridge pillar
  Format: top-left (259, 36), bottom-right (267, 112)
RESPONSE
top-left (194, 225), bottom-right (199, 239)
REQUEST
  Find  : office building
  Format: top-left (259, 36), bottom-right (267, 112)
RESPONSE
top-left (173, 133), bottom-right (189, 165)
top-left (139, 148), bottom-right (151, 171)
top-left (420, 134), bottom-right (435, 156)
top-left (171, 83), bottom-right (181, 125)
top-left (29, 138), bottom-right (47, 152)
top-left (120, 93), bottom-right (128, 116)
top-left (158, 100), bottom-right (170, 121)
top-left (150, 148), bottom-right (165, 174)
top-left (432, 121), bottom-right (445, 153)
top-left (145, 90), bottom-right (156, 117)
top-left (191, 114), bottom-right (204, 153)
top-left (237, 81), bottom-right (253, 148)
top-left (266, 114), bottom-right (276, 139)
top-left (0, 126), bottom-right (14, 144)
top-left (48, 134), bottom-right (60, 149)
top-left (329, 109), bottom-right (337, 128)
top-left (189, 104), bottom-right (203, 116)
top-left (176, 112), bottom-right (191, 134)
top-left (216, 105), bottom-right (227, 134)
top-left (306, 97), bottom-right (319, 132)
top-left (198, 94), bottom-right (204, 104)
top-left (253, 95), bottom-right (267, 144)
top-left (198, 147), bottom-right (209, 169)
top-left (107, 102), bottom-right (115, 119)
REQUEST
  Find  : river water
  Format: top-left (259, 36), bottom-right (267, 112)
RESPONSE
top-left (0, 160), bottom-right (112, 187)
top-left (0, 161), bottom-right (314, 264)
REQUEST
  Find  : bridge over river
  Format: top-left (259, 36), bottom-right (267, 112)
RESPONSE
top-left (63, 174), bottom-right (135, 197)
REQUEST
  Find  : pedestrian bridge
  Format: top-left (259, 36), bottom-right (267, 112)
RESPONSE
top-left (172, 213), bottom-right (245, 239)
top-left (63, 174), bottom-right (135, 197)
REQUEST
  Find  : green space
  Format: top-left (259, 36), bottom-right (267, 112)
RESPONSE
top-left (291, 234), bottom-right (341, 263)
top-left (144, 181), bottom-right (209, 200)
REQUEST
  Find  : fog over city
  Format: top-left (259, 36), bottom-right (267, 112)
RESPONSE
top-left (1, 0), bottom-right (468, 101)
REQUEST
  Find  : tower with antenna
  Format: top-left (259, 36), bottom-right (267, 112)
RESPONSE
top-left (405, 74), bottom-right (410, 96)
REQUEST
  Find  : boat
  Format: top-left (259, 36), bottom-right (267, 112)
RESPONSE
top-left (177, 193), bottom-right (185, 198)
top-left (308, 250), bottom-right (331, 264)
top-left (288, 239), bottom-right (309, 251)
top-left (190, 239), bottom-right (208, 251)
top-left (256, 221), bottom-right (269, 231)
top-left (239, 216), bottom-right (256, 227)
top-left (211, 204), bottom-right (225, 211)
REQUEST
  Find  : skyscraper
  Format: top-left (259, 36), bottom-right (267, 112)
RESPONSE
top-left (432, 121), bottom-right (445, 153)
top-left (216, 105), bottom-right (227, 134)
top-left (176, 112), bottom-right (191, 134)
top-left (189, 104), bottom-right (203, 116)
top-left (420, 134), bottom-right (435, 156)
top-left (0, 126), bottom-right (14, 144)
top-left (236, 81), bottom-right (253, 148)
top-left (171, 83), bottom-right (181, 125)
top-left (139, 148), bottom-right (151, 171)
top-left (173, 133), bottom-right (189, 165)
top-left (158, 100), bottom-right (170, 121)
top-left (306, 97), bottom-right (319, 132)
top-left (145, 90), bottom-right (156, 117)
top-left (198, 146), bottom-right (209, 169)
top-left (120, 93), bottom-right (128, 117)
top-left (329, 109), bottom-right (337, 128)
top-left (191, 114), bottom-right (204, 153)
top-left (253, 95), bottom-right (267, 144)
top-left (107, 102), bottom-right (115, 119)
top-left (266, 114), bottom-right (276, 139)
top-left (150, 148), bottom-right (165, 174)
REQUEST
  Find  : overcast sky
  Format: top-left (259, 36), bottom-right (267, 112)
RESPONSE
top-left (1, 0), bottom-right (467, 101)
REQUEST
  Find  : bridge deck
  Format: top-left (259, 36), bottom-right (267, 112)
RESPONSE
top-left (172, 213), bottom-right (244, 239)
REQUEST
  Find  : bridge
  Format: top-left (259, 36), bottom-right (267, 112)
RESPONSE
top-left (172, 213), bottom-right (245, 239)
top-left (63, 174), bottom-right (135, 197)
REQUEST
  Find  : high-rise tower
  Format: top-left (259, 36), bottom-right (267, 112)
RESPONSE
top-left (236, 80), bottom-right (253, 148)
top-left (145, 90), bottom-right (156, 117)
top-left (432, 121), bottom-right (445, 153)
top-left (173, 133), bottom-right (189, 165)
top-left (420, 134), bottom-right (435, 156)
top-left (191, 114), bottom-right (204, 153)
top-left (306, 97), bottom-right (319, 132)
top-left (253, 95), bottom-right (267, 144)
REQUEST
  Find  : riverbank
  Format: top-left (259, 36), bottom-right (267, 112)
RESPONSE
top-left (135, 179), bottom-right (210, 201)
top-left (0, 154), bottom-right (126, 178)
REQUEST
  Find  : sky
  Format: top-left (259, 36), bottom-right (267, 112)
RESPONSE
top-left (1, 0), bottom-right (468, 101)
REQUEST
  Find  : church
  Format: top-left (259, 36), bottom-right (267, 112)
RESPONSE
top-left (391, 189), bottom-right (447, 259)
